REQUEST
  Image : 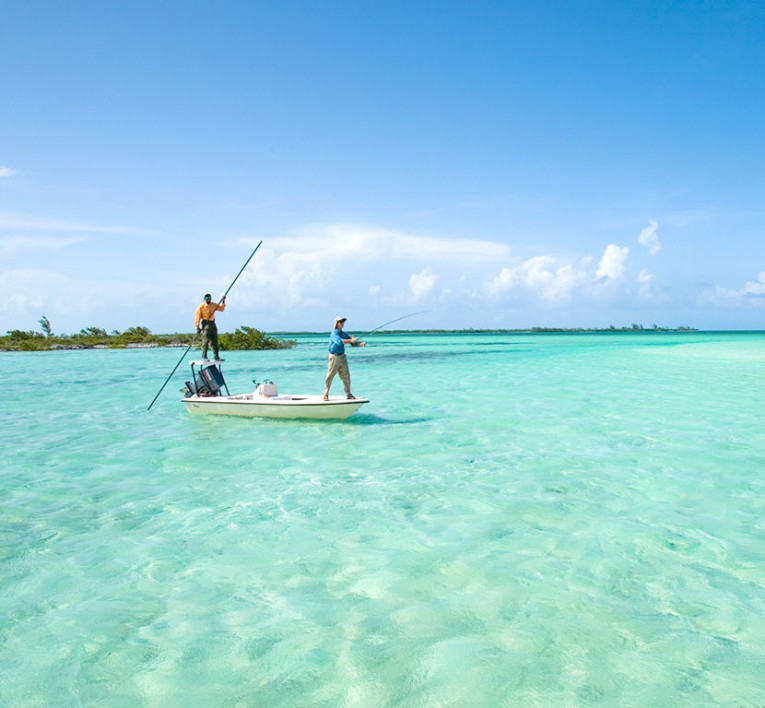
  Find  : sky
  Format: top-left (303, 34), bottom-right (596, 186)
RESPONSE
top-left (2, 0), bottom-right (765, 334)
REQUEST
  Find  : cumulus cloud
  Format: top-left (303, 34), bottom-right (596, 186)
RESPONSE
top-left (485, 255), bottom-right (590, 303)
top-left (235, 223), bottom-right (511, 311)
top-left (484, 243), bottom-right (635, 306)
top-left (638, 220), bottom-right (661, 255)
top-left (409, 268), bottom-right (438, 299)
top-left (0, 166), bottom-right (17, 178)
top-left (596, 244), bottom-right (629, 282)
top-left (1, 213), bottom-right (687, 331)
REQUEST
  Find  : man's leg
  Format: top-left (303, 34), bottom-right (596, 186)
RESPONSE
top-left (337, 356), bottom-right (352, 397)
top-left (210, 324), bottom-right (219, 359)
top-left (201, 328), bottom-right (210, 359)
top-left (324, 354), bottom-right (341, 399)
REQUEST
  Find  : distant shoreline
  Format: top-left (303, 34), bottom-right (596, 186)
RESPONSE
top-left (275, 326), bottom-right (701, 335)
top-left (15, 325), bottom-right (765, 352)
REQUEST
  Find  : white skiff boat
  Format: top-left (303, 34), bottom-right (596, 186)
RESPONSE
top-left (182, 360), bottom-right (369, 420)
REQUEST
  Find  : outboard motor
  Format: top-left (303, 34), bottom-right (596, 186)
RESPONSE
top-left (187, 363), bottom-right (228, 397)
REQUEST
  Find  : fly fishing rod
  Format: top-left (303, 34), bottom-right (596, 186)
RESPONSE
top-left (354, 310), bottom-right (429, 342)
top-left (147, 240), bottom-right (263, 411)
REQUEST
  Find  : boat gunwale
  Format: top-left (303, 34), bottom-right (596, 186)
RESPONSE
top-left (182, 394), bottom-right (370, 408)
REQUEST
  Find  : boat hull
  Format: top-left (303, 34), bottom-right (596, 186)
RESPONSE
top-left (182, 393), bottom-right (369, 420)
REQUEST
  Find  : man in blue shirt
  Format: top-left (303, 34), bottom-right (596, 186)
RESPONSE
top-left (324, 316), bottom-right (365, 400)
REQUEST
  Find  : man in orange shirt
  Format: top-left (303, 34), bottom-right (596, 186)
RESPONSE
top-left (194, 293), bottom-right (226, 360)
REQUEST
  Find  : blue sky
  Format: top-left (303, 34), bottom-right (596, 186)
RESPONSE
top-left (2, 1), bottom-right (764, 334)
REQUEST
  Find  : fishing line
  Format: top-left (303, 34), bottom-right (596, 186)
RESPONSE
top-left (355, 310), bottom-right (430, 341)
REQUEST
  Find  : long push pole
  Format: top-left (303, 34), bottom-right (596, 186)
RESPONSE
top-left (147, 241), bottom-right (263, 411)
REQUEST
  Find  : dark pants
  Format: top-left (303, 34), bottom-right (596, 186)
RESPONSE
top-left (201, 320), bottom-right (219, 359)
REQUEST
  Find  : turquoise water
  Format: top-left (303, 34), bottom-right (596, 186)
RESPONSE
top-left (2, 332), bottom-right (765, 706)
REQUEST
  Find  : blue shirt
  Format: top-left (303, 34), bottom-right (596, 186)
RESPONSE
top-left (328, 328), bottom-right (348, 355)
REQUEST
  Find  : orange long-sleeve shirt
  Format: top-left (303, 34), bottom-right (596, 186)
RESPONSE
top-left (194, 300), bottom-right (226, 329)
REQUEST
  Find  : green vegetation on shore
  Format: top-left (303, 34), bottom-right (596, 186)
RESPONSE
top-left (1, 323), bottom-right (296, 352)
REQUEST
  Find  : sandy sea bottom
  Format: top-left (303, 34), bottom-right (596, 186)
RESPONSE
top-left (2, 332), bottom-right (765, 706)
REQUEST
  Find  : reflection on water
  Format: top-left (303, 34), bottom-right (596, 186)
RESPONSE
top-left (347, 413), bottom-right (432, 425)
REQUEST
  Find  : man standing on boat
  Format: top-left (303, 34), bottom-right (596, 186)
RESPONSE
top-left (324, 316), bottom-right (365, 401)
top-left (195, 293), bottom-right (226, 361)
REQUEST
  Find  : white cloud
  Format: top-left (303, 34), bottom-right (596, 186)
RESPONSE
top-left (700, 271), bottom-right (765, 307)
top-left (0, 210), bottom-right (133, 234)
top-left (233, 223), bottom-right (511, 312)
top-left (0, 235), bottom-right (85, 255)
top-left (637, 268), bottom-right (654, 298)
top-left (0, 166), bottom-right (17, 178)
top-left (638, 220), bottom-right (661, 255)
top-left (3, 214), bottom-right (730, 332)
top-left (596, 244), bottom-right (629, 282)
top-left (485, 243), bottom-right (635, 306)
top-left (267, 223), bottom-right (510, 264)
top-left (409, 268), bottom-right (438, 299)
top-left (0, 269), bottom-right (64, 313)
top-left (484, 267), bottom-right (515, 296)
top-left (661, 209), bottom-right (712, 227)
top-left (8, 219), bottom-right (656, 331)
top-left (485, 255), bottom-right (589, 304)
top-left (742, 271), bottom-right (765, 296)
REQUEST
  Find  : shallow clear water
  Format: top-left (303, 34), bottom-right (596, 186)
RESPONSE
top-left (2, 332), bottom-right (765, 706)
